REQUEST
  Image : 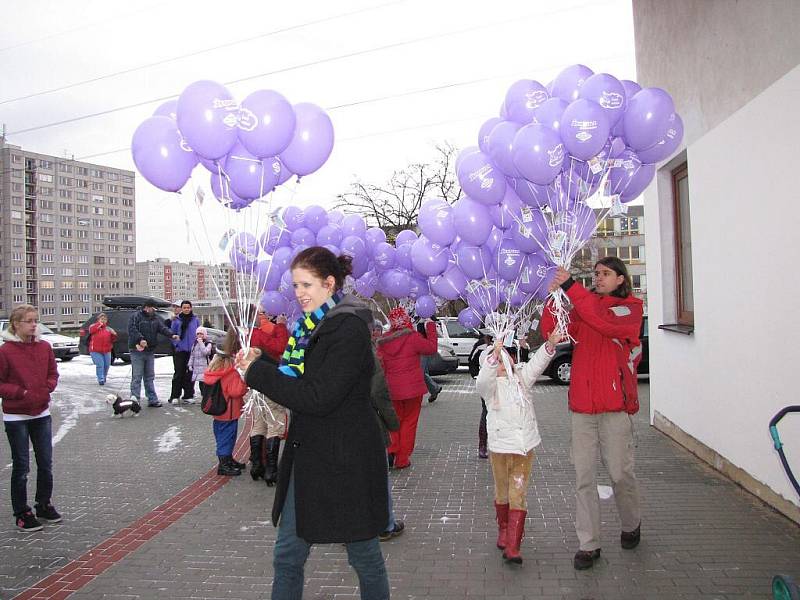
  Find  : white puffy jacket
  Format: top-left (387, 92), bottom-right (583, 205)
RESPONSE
top-left (476, 343), bottom-right (555, 455)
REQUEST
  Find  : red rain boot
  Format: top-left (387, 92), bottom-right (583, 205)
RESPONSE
top-left (494, 502), bottom-right (509, 550)
top-left (503, 509), bottom-right (526, 564)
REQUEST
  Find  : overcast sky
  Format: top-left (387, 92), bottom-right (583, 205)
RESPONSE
top-left (0, 0), bottom-right (636, 263)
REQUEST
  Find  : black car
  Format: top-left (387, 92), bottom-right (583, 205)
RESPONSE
top-left (78, 296), bottom-right (175, 364)
top-left (545, 316), bottom-right (650, 385)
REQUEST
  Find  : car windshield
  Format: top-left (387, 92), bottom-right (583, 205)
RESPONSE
top-left (36, 323), bottom-right (55, 335)
top-left (445, 321), bottom-right (478, 338)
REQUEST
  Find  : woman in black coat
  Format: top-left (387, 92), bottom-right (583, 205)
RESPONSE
top-left (239, 246), bottom-right (389, 600)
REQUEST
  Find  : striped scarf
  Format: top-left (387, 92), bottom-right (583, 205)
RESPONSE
top-left (278, 291), bottom-right (343, 378)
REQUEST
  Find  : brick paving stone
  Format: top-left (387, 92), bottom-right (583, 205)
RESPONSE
top-left (3, 369), bottom-right (800, 599)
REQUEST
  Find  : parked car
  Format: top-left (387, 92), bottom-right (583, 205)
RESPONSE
top-left (545, 316), bottom-right (650, 385)
top-left (78, 296), bottom-right (174, 364)
top-left (0, 319), bottom-right (79, 361)
top-left (428, 340), bottom-right (459, 375)
top-left (435, 317), bottom-right (480, 366)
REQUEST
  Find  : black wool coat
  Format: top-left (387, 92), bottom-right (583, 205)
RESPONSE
top-left (245, 308), bottom-right (389, 544)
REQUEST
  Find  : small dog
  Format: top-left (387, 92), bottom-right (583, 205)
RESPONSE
top-left (106, 394), bottom-right (141, 417)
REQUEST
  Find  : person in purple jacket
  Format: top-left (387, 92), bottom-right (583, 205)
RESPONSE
top-left (0, 304), bottom-right (61, 532)
top-left (168, 300), bottom-right (200, 404)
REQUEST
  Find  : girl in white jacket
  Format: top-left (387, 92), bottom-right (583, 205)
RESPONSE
top-left (476, 330), bottom-right (560, 564)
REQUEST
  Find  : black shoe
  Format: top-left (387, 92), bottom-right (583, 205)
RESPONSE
top-left (35, 503), bottom-right (62, 523)
top-left (229, 457), bottom-right (246, 469)
top-left (379, 520), bottom-right (405, 542)
top-left (217, 457), bottom-right (241, 476)
top-left (428, 386), bottom-right (443, 403)
top-left (167, 397), bottom-right (177, 404)
top-left (264, 437), bottom-right (280, 486)
top-left (16, 511), bottom-right (43, 532)
top-left (148, 400), bottom-right (163, 407)
top-left (573, 549), bottom-right (601, 570)
top-left (249, 435), bottom-right (265, 480)
top-left (387, 453), bottom-right (395, 468)
top-left (621, 524), bottom-right (641, 549)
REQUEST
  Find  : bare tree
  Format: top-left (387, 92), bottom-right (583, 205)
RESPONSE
top-left (334, 142), bottom-right (462, 239)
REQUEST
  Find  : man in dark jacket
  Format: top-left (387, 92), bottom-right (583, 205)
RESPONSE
top-left (128, 300), bottom-right (178, 407)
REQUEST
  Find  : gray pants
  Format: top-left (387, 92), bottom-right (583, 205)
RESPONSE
top-left (571, 411), bottom-right (641, 551)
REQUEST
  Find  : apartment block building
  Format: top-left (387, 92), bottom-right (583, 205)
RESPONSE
top-left (0, 139), bottom-right (136, 329)
top-left (573, 205), bottom-right (647, 308)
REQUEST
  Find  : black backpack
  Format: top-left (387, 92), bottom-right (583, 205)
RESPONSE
top-left (199, 380), bottom-right (227, 416)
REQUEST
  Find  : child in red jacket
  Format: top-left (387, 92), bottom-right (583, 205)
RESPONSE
top-left (203, 329), bottom-right (249, 476)
top-left (0, 305), bottom-right (61, 531)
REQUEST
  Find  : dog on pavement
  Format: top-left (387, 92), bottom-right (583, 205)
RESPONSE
top-left (106, 394), bottom-right (141, 417)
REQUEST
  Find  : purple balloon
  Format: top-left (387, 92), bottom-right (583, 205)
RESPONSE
top-left (410, 236), bottom-right (450, 277)
top-left (418, 199), bottom-right (456, 246)
top-left (578, 73), bottom-right (626, 127)
top-left (455, 146), bottom-right (480, 172)
top-left (351, 252), bottom-right (369, 279)
top-left (494, 238), bottom-right (524, 281)
top-left (415, 295), bottom-right (437, 319)
top-left (550, 64), bottom-right (594, 103)
top-left (452, 197), bottom-right (493, 245)
top-left (271, 246), bottom-right (293, 273)
top-left (379, 269), bottom-right (411, 299)
top-left (257, 259), bottom-right (283, 292)
top-left (637, 113), bottom-right (684, 163)
top-left (458, 307), bottom-right (481, 329)
top-left (533, 97), bottom-right (570, 132)
top-left (355, 271), bottom-right (378, 298)
top-left (395, 243), bottom-right (414, 270)
top-left (279, 102), bottom-right (334, 177)
top-left (282, 206), bottom-right (305, 232)
top-left (372, 241), bottom-right (397, 270)
top-left (553, 202), bottom-right (596, 243)
top-left (612, 80), bottom-right (643, 137)
top-left (279, 269), bottom-right (296, 301)
top-left (520, 252), bottom-right (555, 298)
top-left (490, 186), bottom-right (524, 231)
top-left (622, 87), bottom-right (676, 151)
top-left (608, 149), bottom-right (656, 203)
top-left (504, 79), bottom-right (549, 125)
top-left (341, 214), bottom-right (367, 238)
top-left (226, 142), bottom-right (278, 200)
top-left (430, 263), bottom-right (468, 300)
top-left (487, 120), bottom-right (523, 177)
top-left (317, 224), bottom-right (343, 247)
top-left (512, 123), bottom-right (565, 185)
top-left (485, 227), bottom-right (503, 252)
top-left (238, 89), bottom-right (296, 158)
top-left (209, 171), bottom-right (253, 210)
top-left (508, 177), bottom-right (555, 209)
top-left (511, 205), bottom-right (549, 253)
top-left (269, 156), bottom-right (294, 187)
top-left (260, 290), bottom-right (288, 316)
top-left (466, 285), bottom-right (499, 316)
top-left (131, 116), bottom-right (198, 192)
top-left (478, 117), bottom-right (503, 154)
top-left (323, 244), bottom-right (340, 255)
top-left (408, 276), bottom-right (429, 299)
top-left (327, 210), bottom-right (344, 225)
top-left (153, 99), bottom-right (178, 120)
top-left (457, 150), bottom-right (506, 206)
top-left (455, 245), bottom-right (491, 279)
top-left (290, 227), bottom-right (316, 247)
top-left (303, 205), bottom-right (328, 233)
top-left (260, 224), bottom-right (291, 253)
top-left (364, 227), bottom-right (387, 256)
top-left (176, 80), bottom-right (239, 160)
top-left (395, 229), bottom-right (418, 246)
top-left (560, 99), bottom-right (612, 161)
top-left (229, 232), bottom-right (259, 272)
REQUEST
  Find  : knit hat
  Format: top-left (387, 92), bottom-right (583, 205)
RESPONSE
top-left (196, 327), bottom-right (207, 336)
top-left (388, 307), bottom-right (413, 332)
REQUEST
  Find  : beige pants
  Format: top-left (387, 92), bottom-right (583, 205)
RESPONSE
top-left (571, 411), bottom-right (641, 551)
top-left (249, 394), bottom-right (288, 438)
top-left (489, 450), bottom-right (535, 510)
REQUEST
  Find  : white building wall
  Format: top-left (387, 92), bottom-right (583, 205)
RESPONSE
top-left (635, 0), bottom-right (800, 512)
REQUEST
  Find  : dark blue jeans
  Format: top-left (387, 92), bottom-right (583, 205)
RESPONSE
top-left (4, 416), bottom-right (54, 516)
top-left (213, 419), bottom-right (238, 456)
top-left (420, 356), bottom-right (437, 395)
top-left (272, 472), bottom-right (390, 600)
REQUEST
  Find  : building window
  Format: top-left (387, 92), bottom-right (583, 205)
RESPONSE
top-left (672, 162), bottom-right (694, 326)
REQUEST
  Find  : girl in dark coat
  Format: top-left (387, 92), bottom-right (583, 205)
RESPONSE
top-left (238, 246), bottom-right (389, 600)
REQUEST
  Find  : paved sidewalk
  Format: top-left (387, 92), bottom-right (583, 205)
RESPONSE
top-left (3, 368), bottom-right (800, 599)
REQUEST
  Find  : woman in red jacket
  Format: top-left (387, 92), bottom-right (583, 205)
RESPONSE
top-left (203, 329), bottom-right (249, 476)
top-left (541, 257), bottom-right (644, 570)
top-left (0, 305), bottom-right (61, 532)
top-left (88, 312), bottom-right (117, 385)
top-left (376, 307), bottom-right (438, 469)
top-left (247, 309), bottom-right (289, 485)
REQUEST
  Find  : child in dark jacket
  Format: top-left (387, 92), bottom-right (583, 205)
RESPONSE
top-left (0, 305), bottom-right (61, 532)
top-left (203, 329), bottom-right (248, 476)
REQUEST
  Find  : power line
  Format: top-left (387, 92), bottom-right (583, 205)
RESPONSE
top-left (5, 0), bottom-right (612, 137)
top-left (0, 0), bottom-right (407, 106)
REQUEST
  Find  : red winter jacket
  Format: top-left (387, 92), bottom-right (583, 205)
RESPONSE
top-left (540, 281), bottom-right (643, 415)
top-left (203, 364), bottom-right (249, 422)
top-left (88, 321), bottom-right (117, 354)
top-left (250, 317), bottom-right (289, 361)
top-left (0, 333), bottom-right (59, 416)
top-left (376, 322), bottom-right (437, 401)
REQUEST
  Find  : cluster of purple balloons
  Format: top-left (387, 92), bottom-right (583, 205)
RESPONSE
top-left (457, 64), bottom-right (684, 210)
top-left (131, 80), bottom-right (335, 205)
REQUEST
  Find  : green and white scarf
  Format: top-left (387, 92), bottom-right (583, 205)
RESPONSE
top-left (278, 291), bottom-right (343, 378)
